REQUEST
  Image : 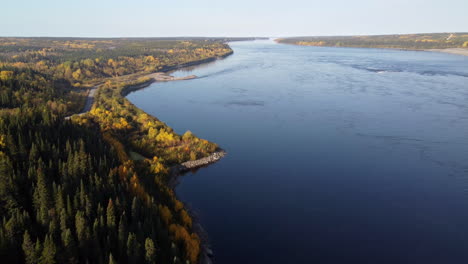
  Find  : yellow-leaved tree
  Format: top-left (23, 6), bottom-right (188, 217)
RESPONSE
top-left (0, 71), bottom-right (14, 81)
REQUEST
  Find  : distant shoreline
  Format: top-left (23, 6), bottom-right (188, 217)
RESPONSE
top-left (424, 48), bottom-right (468, 56)
top-left (276, 33), bottom-right (468, 57)
top-left (277, 40), bottom-right (468, 57)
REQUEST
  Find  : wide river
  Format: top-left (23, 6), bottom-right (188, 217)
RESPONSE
top-left (128, 40), bottom-right (468, 264)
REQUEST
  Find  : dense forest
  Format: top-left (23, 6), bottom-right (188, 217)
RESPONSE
top-left (0, 37), bottom-right (235, 264)
top-left (277, 32), bottom-right (468, 50)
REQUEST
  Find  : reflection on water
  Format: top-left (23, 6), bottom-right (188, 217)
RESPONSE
top-left (128, 40), bottom-right (468, 264)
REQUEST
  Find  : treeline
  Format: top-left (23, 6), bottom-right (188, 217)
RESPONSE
top-left (0, 38), bottom-right (233, 264)
top-left (277, 32), bottom-right (468, 50)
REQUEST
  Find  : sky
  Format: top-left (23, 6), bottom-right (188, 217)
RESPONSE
top-left (1, 0), bottom-right (467, 37)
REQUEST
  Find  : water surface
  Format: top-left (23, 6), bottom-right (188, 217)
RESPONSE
top-left (128, 40), bottom-right (468, 264)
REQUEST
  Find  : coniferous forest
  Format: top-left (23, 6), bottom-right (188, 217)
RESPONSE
top-left (0, 37), bottom-right (239, 264)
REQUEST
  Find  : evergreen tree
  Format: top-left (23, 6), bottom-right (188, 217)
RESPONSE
top-left (39, 235), bottom-right (56, 264)
top-left (22, 231), bottom-right (36, 264)
top-left (106, 199), bottom-right (115, 229)
top-left (34, 238), bottom-right (42, 263)
top-left (62, 228), bottom-right (77, 264)
top-left (126, 233), bottom-right (140, 263)
top-left (35, 168), bottom-right (50, 226)
top-left (75, 211), bottom-right (88, 248)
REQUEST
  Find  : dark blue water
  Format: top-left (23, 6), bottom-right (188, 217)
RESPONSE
top-left (127, 40), bottom-right (468, 264)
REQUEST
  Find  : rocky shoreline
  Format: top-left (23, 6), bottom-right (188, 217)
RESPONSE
top-left (168, 150), bottom-right (226, 189)
top-left (172, 150), bottom-right (226, 175)
top-left (168, 150), bottom-right (227, 264)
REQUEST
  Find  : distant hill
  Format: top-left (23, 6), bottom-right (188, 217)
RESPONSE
top-left (276, 33), bottom-right (468, 50)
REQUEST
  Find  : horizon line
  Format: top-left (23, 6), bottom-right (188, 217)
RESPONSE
top-left (1, 32), bottom-right (468, 39)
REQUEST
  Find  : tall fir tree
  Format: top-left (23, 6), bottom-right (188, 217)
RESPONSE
top-left (22, 231), bottom-right (36, 264)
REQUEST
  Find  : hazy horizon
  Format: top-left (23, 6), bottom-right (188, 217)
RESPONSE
top-left (1, 32), bottom-right (468, 39)
top-left (2, 0), bottom-right (467, 37)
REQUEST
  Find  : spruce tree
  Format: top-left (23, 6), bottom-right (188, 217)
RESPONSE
top-left (62, 228), bottom-right (77, 264)
top-left (126, 233), bottom-right (140, 263)
top-left (36, 168), bottom-right (50, 225)
top-left (106, 199), bottom-right (115, 229)
top-left (22, 231), bottom-right (36, 264)
top-left (39, 234), bottom-right (56, 264)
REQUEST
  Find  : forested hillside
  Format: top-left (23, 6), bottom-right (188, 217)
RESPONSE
top-left (0, 37), bottom-right (233, 264)
top-left (277, 33), bottom-right (468, 50)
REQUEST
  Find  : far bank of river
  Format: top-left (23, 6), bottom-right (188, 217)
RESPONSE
top-left (425, 48), bottom-right (468, 56)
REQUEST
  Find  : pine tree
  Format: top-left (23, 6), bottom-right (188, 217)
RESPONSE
top-left (106, 199), bottom-right (115, 229)
top-left (59, 209), bottom-right (68, 233)
top-left (75, 211), bottom-right (88, 248)
top-left (29, 143), bottom-right (39, 163)
top-left (62, 228), bottom-right (77, 264)
top-left (0, 153), bottom-right (18, 212)
top-left (126, 232), bottom-right (140, 263)
top-left (36, 168), bottom-right (50, 225)
top-left (22, 231), bottom-right (36, 264)
top-left (39, 234), bottom-right (56, 264)
top-left (55, 186), bottom-right (65, 214)
top-left (34, 238), bottom-right (42, 262)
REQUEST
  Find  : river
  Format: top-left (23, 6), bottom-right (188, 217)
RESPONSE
top-left (127, 40), bottom-right (468, 264)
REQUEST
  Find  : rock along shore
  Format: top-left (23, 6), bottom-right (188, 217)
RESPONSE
top-left (168, 150), bottom-right (226, 264)
top-left (172, 150), bottom-right (226, 175)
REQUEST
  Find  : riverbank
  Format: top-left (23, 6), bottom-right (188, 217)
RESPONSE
top-left (120, 55), bottom-right (231, 264)
top-left (168, 150), bottom-right (227, 264)
top-left (121, 52), bottom-right (232, 96)
top-left (278, 40), bottom-right (468, 57)
top-left (425, 48), bottom-right (468, 56)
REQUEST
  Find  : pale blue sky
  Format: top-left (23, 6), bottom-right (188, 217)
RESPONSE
top-left (2, 0), bottom-right (467, 37)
